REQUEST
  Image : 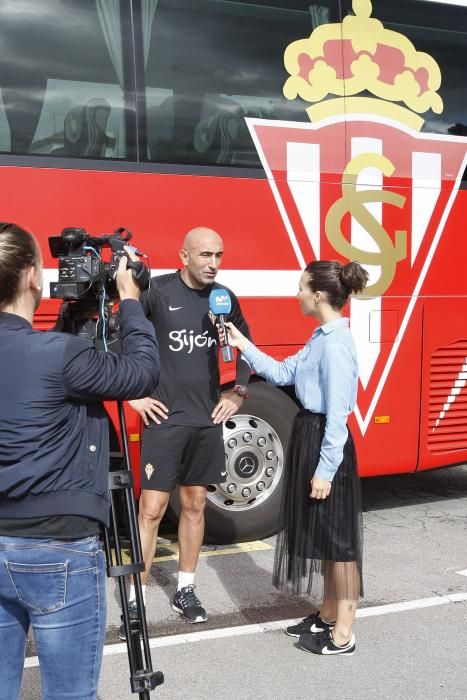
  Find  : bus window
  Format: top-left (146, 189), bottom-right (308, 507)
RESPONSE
top-left (142, 0), bottom-right (341, 168)
top-left (0, 0), bottom-right (134, 160)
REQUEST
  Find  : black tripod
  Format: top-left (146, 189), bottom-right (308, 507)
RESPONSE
top-left (57, 285), bottom-right (163, 697)
top-left (104, 400), bottom-right (164, 698)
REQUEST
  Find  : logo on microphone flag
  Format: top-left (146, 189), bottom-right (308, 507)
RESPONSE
top-left (209, 288), bottom-right (232, 316)
top-left (246, 0), bottom-right (467, 435)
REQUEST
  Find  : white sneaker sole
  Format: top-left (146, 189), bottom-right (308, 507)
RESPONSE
top-left (286, 627), bottom-right (330, 638)
top-left (298, 641), bottom-right (355, 656)
top-left (172, 603), bottom-right (207, 623)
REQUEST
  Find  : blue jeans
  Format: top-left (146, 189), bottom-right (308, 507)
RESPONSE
top-left (0, 535), bottom-right (106, 700)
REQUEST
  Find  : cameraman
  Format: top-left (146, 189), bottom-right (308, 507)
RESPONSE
top-left (0, 223), bottom-right (159, 700)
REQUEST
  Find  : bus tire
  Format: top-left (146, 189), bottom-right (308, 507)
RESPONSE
top-left (169, 381), bottom-right (298, 544)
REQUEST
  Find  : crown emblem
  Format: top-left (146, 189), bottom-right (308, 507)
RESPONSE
top-left (283, 0), bottom-right (443, 130)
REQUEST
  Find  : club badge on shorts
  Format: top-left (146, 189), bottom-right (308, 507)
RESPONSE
top-left (145, 463), bottom-right (155, 480)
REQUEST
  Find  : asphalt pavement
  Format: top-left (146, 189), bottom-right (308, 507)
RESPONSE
top-left (19, 464), bottom-right (467, 700)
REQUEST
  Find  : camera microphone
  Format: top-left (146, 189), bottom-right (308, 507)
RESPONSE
top-left (125, 244), bottom-right (148, 259)
top-left (209, 288), bottom-right (234, 363)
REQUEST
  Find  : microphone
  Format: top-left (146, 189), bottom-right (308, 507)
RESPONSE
top-left (209, 288), bottom-right (234, 363)
top-left (125, 244), bottom-right (148, 259)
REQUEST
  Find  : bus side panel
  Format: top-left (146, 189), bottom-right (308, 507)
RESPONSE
top-left (418, 298), bottom-right (467, 471)
top-left (0, 166), bottom-right (301, 273)
top-left (348, 303), bottom-right (423, 478)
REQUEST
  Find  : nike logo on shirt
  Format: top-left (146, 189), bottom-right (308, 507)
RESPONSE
top-left (169, 305), bottom-right (183, 311)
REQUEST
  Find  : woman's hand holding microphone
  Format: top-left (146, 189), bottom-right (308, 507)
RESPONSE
top-left (218, 322), bottom-right (249, 353)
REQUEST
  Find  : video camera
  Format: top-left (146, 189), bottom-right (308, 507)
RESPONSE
top-left (48, 227), bottom-right (150, 302)
top-left (48, 227), bottom-right (150, 346)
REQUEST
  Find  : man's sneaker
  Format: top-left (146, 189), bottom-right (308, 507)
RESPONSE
top-left (118, 599), bottom-right (140, 641)
top-left (172, 585), bottom-right (207, 624)
top-left (286, 612), bottom-right (335, 638)
top-left (298, 629), bottom-right (355, 656)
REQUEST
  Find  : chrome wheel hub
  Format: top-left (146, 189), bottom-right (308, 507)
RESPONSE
top-left (207, 414), bottom-right (284, 512)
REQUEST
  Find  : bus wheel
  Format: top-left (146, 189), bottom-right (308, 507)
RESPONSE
top-left (170, 382), bottom-right (298, 544)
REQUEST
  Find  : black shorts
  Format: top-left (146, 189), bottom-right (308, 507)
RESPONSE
top-left (139, 423), bottom-right (226, 491)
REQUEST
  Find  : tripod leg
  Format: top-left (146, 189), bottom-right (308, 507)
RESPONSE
top-left (102, 400), bottom-right (164, 697)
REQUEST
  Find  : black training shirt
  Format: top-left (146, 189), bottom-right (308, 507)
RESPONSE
top-left (142, 271), bottom-right (251, 427)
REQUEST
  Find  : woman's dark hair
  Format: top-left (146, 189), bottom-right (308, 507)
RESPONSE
top-left (304, 259), bottom-right (369, 310)
top-left (0, 222), bottom-right (37, 310)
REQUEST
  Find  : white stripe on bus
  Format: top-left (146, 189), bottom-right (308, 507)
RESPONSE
top-left (42, 268), bottom-right (302, 298)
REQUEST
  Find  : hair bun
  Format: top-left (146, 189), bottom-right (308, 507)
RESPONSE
top-left (339, 261), bottom-right (369, 295)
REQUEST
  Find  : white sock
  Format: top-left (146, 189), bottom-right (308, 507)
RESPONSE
top-left (177, 571), bottom-right (195, 591)
top-left (129, 584), bottom-right (146, 605)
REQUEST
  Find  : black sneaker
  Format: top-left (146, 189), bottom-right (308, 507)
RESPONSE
top-left (298, 629), bottom-right (355, 656)
top-left (118, 599), bottom-right (140, 641)
top-left (286, 612), bottom-right (335, 638)
top-left (172, 585), bottom-right (207, 624)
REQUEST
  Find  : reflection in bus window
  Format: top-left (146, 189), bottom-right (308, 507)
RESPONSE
top-left (143, 0), bottom-right (340, 168)
top-left (143, 0), bottom-right (467, 170)
top-left (0, 0), bottom-right (132, 159)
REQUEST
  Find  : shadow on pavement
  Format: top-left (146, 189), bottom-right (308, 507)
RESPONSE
top-left (361, 464), bottom-right (467, 512)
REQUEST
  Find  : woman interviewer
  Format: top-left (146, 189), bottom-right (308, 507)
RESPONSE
top-left (223, 260), bottom-right (368, 656)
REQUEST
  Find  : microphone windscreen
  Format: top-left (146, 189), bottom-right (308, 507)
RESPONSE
top-left (209, 288), bottom-right (232, 315)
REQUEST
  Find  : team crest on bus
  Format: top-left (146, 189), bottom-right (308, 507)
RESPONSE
top-left (246, 0), bottom-right (467, 435)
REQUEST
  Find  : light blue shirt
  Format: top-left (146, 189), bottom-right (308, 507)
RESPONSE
top-left (242, 318), bottom-right (358, 482)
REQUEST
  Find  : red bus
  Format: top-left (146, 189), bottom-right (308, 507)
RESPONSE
top-left (1, 0), bottom-right (466, 542)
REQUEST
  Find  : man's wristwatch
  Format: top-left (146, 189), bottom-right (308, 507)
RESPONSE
top-left (231, 384), bottom-right (248, 399)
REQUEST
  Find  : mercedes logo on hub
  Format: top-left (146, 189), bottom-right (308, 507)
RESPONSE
top-left (234, 451), bottom-right (259, 478)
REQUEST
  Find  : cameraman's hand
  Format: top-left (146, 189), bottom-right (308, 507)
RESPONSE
top-left (116, 247), bottom-right (140, 301)
top-left (52, 302), bottom-right (69, 332)
top-left (129, 397), bottom-right (169, 426)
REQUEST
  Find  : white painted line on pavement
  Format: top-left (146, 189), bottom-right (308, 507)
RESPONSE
top-left (355, 592), bottom-right (467, 616)
top-left (456, 569), bottom-right (467, 577)
top-left (23, 591), bottom-right (467, 667)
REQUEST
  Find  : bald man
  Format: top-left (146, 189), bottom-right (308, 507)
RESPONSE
top-left (120, 227), bottom-right (251, 635)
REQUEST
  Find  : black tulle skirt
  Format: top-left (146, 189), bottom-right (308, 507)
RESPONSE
top-left (273, 410), bottom-right (364, 600)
